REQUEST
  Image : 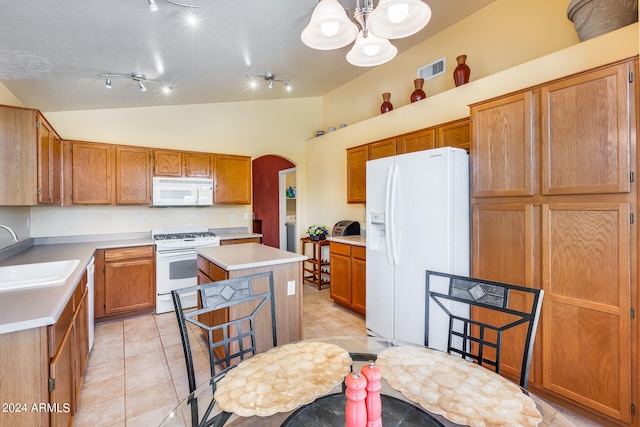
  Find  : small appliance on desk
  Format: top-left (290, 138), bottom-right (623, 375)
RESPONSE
top-left (332, 220), bottom-right (360, 236)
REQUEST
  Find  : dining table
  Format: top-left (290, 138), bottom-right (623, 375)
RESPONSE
top-left (159, 336), bottom-right (575, 427)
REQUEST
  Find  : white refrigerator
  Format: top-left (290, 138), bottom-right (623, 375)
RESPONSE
top-left (366, 147), bottom-right (470, 349)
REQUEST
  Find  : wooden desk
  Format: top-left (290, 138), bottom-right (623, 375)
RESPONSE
top-left (300, 237), bottom-right (330, 290)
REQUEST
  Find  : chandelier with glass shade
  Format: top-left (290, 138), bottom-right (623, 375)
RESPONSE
top-left (301, 0), bottom-right (431, 67)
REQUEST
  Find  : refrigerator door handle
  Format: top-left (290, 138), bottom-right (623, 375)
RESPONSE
top-left (389, 164), bottom-right (399, 265)
top-left (384, 164), bottom-right (394, 265)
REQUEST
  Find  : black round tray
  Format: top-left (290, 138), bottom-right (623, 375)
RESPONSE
top-left (281, 393), bottom-right (444, 427)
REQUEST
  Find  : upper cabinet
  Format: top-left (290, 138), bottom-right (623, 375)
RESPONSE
top-left (116, 146), bottom-right (151, 204)
top-left (471, 91), bottom-right (536, 198)
top-left (153, 149), bottom-right (212, 178)
top-left (0, 106), bottom-right (63, 206)
top-left (368, 137), bottom-right (397, 160)
top-left (541, 63), bottom-right (631, 195)
top-left (398, 128), bottom-right (436, 154)
top-left (67, 141), bottom-right (114, 205)
top-left (65, 141), bottom-right (152, 205)
top-left (185, 152), bottom-right (212, 178)
top-left (346, 145), bottom-right (368, 204)
top-left (153, 149), bottom-right (182, 176)
top-left (438, 118), bottom-right (471, 151)
top-left (36, 113), bottom-right (63, 205)
top-left (345, 118), bottom-right (470, 203)
top-left (213, 154), bottom-right (251, 204)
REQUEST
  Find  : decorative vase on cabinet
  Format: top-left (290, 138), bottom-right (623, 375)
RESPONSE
top-left (453, 55), bottom-right (471, 86)
top-left (410, 78), bottom-right (426, 103)
top-left (380, 93), bottom-right (393, 114)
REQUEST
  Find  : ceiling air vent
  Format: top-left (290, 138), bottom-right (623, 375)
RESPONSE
top-left (418, 57), bottom-right (446, 81)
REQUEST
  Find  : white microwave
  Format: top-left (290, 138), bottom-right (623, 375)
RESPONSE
top-left (152, 177), bottom-right (214, 207)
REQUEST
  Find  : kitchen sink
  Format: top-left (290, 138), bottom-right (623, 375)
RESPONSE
top-left (0, 259), bottom-right (80, 292)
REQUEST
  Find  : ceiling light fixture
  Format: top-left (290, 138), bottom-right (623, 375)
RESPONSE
top-left (148, 0), bottom-right (199, 11)
top-left (99, 72), bottom-right (173, 94)
top-left (250, 73), bottom-right (291, 92)
top-left (301, 0), bottom-right (431, 67)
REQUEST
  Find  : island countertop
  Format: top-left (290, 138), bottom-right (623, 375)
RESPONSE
top-left (196, 243), bottom-right (307, 271)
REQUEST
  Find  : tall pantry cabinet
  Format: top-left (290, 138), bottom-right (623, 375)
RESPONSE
top-left (471, 58), bottom-right (637, 425)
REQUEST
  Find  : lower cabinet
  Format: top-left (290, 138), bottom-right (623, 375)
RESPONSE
top-left (49, 273), bottom-right (89, 426)
top-left (329, 242), bottom-right (366, 316)
top-left (219, 237), bottom-right (262, 245)
top-left (95, 245), bottom-right (156, 321)
top-left (0, 269), bottom-right (90, 427)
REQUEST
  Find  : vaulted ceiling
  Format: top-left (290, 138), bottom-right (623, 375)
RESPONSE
top-left (0, 0), bottom-right (495, 112)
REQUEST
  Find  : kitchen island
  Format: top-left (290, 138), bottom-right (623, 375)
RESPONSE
top-left (196, 243), bottom-right (307, 350)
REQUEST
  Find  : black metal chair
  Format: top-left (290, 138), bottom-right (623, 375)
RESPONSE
top-left (172, 271), bottom-right (277, 394)
top-left (425, 270), bottom-right (543, 389)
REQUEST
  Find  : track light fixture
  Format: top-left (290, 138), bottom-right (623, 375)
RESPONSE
top-left (248, 73), bottom-right (292, 92)
top-left (99, 72), bottom-right (173, 94)
top-left (148, 0), bottom-right (199, 11)
top-left (266, 73), bottom-right (291, 91)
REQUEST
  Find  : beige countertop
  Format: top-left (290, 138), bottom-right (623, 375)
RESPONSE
top-left (327, 235), bottom-right (366, 247)
top-left (196, 243), bottom-right (307, 271)
top-left (0, 237), bottom-right (154, 335)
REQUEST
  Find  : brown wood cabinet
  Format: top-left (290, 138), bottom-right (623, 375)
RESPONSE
top-left (185, 152), bottom-right (212, 177)
top-left (153, 149), bottom-right (212, 178)
top-left (0, 268), bottom-right (90, 427)
top-left (220, 237), bottom-right (262, 245)
top-left (65, 141), bottom-right (151, 206)
top-left (345, 118), bottom-right (470, 204)
top-left (0, 105), bottom-right (63, 205)
top-left (346, 145), bottom-right (368, 203)
top-left (153, 149), bottom-right (183, 176)
top-left (470, 58), bottom-right (636, 426)
top-left (67, 141), bottom-right (114, 205)
top-left (329, 242), bottom-right (366, 316)
top-left (437, 118), bottom-right (470, 151)
top-left (368, 137), bottom-right (396, 159)
top-left (213, 154), bottom-right (252, 204)
top-left (116, 145), bottom-right (151, 204)
top-left (398, 128), bottom-right (436, 154)
top-left (95, 245), bottom-right (156, 321)
top-left (196, 254), bottom-right (303, 350)
top-left (37, 113), bottom-right (63, 205)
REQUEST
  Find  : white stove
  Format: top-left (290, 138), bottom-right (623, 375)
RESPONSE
top-left (152, 226), bottom-right (221, 251)
top-left (152, 226), bottom-right (221, 313)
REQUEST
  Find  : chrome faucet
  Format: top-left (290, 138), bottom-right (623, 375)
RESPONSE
top-left (0, 224), bottom-right (18, 242)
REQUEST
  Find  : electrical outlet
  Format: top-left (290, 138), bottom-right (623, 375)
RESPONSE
top-left (287, 280), bottom-right (296, 295)
top-left (243, 212), bottom-right (249, 220)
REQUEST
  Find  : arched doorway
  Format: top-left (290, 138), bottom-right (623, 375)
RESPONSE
top-left (252, 155), bottom-right (296, 249)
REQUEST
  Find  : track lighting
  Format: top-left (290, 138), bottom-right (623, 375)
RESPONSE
top-left (262, 73), bottom-right (290, 91)
top-left (148, 0), bottom-right (159, 11)
top-left (99, 72), bottom-right (173, 94)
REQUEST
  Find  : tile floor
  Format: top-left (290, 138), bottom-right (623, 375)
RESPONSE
top-left (74, 284), bottom-right (602, 426)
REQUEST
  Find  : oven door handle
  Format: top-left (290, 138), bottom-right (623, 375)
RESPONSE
top-left (156, 249), bottom-right (197, 260)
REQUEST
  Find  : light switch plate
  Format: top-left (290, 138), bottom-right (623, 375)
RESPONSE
top-left (287, 280), bottom-right (295, 295)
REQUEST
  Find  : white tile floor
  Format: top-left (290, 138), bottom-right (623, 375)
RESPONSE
top-left (74, 284), bottom-right (603, 426)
